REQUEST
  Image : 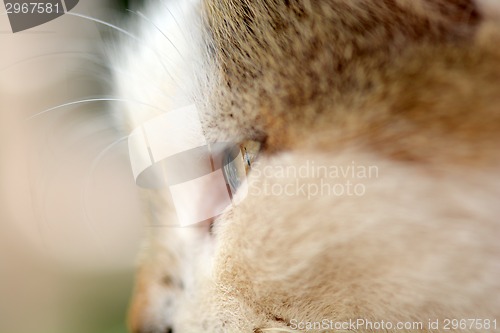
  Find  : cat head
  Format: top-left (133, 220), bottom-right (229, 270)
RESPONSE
top-left (116, 1), bottom-right (500, 332)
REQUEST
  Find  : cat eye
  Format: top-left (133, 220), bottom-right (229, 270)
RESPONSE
top-left (222, 140), bottom-right (261, 196)
top-left (128, 105), bottom-right (262, 226)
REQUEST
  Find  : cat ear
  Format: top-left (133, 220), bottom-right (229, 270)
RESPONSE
top-left (475, 0), bottom-right (500, 20)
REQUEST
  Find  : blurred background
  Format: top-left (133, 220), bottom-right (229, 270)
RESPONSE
top-left (0, 1), bottom-right (146, 332)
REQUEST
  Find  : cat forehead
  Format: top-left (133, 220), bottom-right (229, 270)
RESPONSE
top-left (115, 0), bottom-right (499, 156)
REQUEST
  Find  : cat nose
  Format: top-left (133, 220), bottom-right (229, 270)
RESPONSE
top-left (128, 285), bottom-right (147, 333)
top-left (129, 294), bottom-right (175, 333)
top-left (128, 267), bottom-right (177, 333)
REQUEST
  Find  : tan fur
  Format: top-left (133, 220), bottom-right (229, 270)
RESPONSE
top-left (123, 0), bottom-right (500, 332)
top-left (201, 0), bottom-right (499, 163)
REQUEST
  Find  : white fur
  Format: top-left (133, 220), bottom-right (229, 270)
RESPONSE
top-left (113, 0), bottom-right (203, 131)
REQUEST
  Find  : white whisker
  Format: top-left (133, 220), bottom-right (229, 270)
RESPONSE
top-left (66, 12), bottom-right (137, 39)
top-left (128, 9), bottom-right (183, 58)
top-left (26, 98), bottom-right (167, 121)
top-left (0, 51), bottom-right (101, 73)
top-left (67, 12), bottom-right (184, 90)
top-left (163, 3), bottom-right (189, 41)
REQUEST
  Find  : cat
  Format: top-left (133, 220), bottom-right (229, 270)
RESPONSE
top-left (113, 0), bottom-right (500, 332)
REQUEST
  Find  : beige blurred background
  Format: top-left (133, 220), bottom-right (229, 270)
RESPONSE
top-left (0, 2), bottom-right (144, 332)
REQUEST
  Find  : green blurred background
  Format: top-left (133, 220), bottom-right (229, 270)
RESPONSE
top-left (70, 2), bottom-right (146, 332)
top-left (0, 1), bottom-right (148, 333)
